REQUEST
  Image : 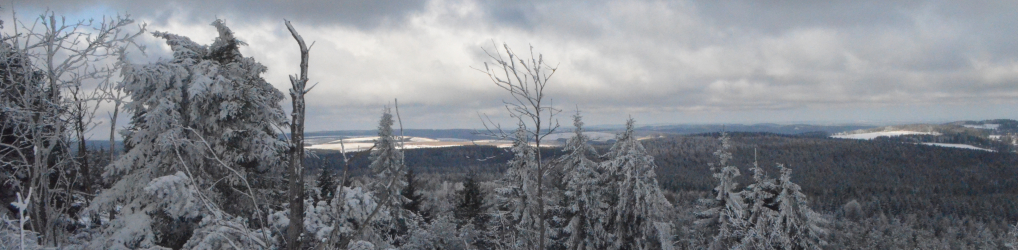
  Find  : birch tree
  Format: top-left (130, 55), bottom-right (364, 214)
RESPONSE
top-left (477, 42), bottom-right (560, 249)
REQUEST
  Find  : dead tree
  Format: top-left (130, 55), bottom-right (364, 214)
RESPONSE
top-left (284, 19), bottom-right (314, 250)
top-left (476, 42), bottom-right (560, 249)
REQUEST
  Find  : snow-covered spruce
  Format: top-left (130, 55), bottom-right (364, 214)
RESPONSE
top-left (694, 131), bottom-right (748, 249)
top-left (369, 107), bottom-right (410, 219)
top-left (488, 123), bottom-right (544, 248)
top-left (86, 20), bottom-right (287, 249)
top-left (557, 112), bottom-right (612, 249)
top-left (298, 186), bottom-right (390, 245)
top-left (601, 118), bottom-right (674, 249)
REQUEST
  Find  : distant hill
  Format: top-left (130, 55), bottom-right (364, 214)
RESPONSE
top-left (637, 123), bottom-right (875, 136)
top-left (831, 119), bottom-right (1018, 152)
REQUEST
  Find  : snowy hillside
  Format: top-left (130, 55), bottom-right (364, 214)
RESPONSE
top-left (920, 143), bottom-right (993, 152)
top-left (831, 130), bottom-right (940, 140)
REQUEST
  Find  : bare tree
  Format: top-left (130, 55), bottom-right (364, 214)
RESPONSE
top-left (476, 42), bottom-right (560, 248)
top-left (103, 75), bottom-right (125, 164)
top-left (0, 10), bottom-right (142, 246)
top-left (284, 19), bottom-right (315, 250)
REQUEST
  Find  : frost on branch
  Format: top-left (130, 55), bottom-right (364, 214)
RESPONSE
top-left (1007, 223), bottom-right (1018, 250)
top-left (299, 185), bottom-right (390, 246)
top-left (144, 172), bottom-right (203, 219)
top-left (88, 19), bottom-right (287, 249)
top-left (181, 216), bottom-right (272, 250)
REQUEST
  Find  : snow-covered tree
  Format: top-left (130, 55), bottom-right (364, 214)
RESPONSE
top-left (558, 112), bottom-right (611, 249)
top-left (402, 166), bottom-right (426, 221)
top-left (368, 107), bottom-right (414, 244)
top-left (766, 165), bottom-right (827, 249)
top-left (87, 20), bottom-right (288, 249)
top-left (300, 185), bottom-right (389, 248)
top-left (455, 174), bottom-right (485, 228)
top-left (369, 107), bottom-right (408, 214)
top-left (317, 167), bottom-right (338, 205)
top-left (739, 160), bottom-right (777, 249)
top-left (735, 156), bottom-right (827, 249)
top-left (477, 42), bottom-right (561, 249)
top-left (602, 118), bottom-right (673, 249)
top-left (0, 11), bottom-right (143, 246)
top-left (694, 131), bottom-right (747, 249)
top-left (1006, 222), bottom-right (1018, 250)
top-left (401, 215), bottom-right (476, 250)
top-left (489, 123), bottom-right (543, 248)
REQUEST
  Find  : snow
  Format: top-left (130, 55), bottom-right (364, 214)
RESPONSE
top-left (920, 143), bottom-right (993, 152)
top-left (831, 130), bottom-right (940, 140)
top-left (544, 131), bottom-right (616, 142)
top-left (963, 124), bottom-right (999, 130)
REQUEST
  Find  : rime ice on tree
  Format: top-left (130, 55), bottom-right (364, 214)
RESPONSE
top-left (87, 20), bottom-right (287, 249)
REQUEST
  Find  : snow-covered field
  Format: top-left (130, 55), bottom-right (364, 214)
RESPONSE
top-left (919, 143), bottom-right (993, 152)
top-left (831, 130), bottom-right (940, 140)
top-left (963, 124), bottom-right (999, 130)
top-left (832, 130), bottom-right (994, 152)
top-left (306, 136), bottom-right (518, 152)
top-left (543, 131), bottom-right (617, 142)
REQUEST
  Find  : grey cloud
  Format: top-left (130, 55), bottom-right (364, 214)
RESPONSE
top-left (12, 0), bottom-right (427, 29)
top-left (9, 0), bottom-right (1018, 134)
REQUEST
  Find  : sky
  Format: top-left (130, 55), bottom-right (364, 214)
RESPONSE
top-left (7, 0), bottom-right (1018, 136)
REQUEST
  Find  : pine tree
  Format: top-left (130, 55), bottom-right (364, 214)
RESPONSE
top-left (558, 112), bottom-right (611, 249)
top-left (317, 167), bottom-right (337, 205)
top-left (369, 107), bottom-right (408, 211)
top-left (695, 131), bottom-right (747, 250)
top-left (455, 173), bottom-right (486, 228)
top-left (740, 159), bottom-right (777, 249)
top-left (87, 20), bottom-right (287, 249)
top-left (359, 107), bottom-right (413, 246)
top-left (402, 166), bottom-right (426, 221)
top-left (767, 165), bottom-right (828, 249)
top-left (602, 118), bottom-right (673, 249)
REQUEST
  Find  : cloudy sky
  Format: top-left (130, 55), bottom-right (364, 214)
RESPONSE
top-left (10, 0), bottom-right (1018, 134)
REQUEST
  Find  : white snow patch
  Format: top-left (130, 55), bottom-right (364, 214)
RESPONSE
top-left (543, 131), bottom-right (617, 142)
top-left (920, 143), bottom-right (994, 152)
top-left (963, 124), bottom-right (999, 130)
top-left (831, 130), bottom-right (940, 140)
top-left (406, 137), bottom-right (440, 142)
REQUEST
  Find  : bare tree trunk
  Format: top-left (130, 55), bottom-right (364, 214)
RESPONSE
top-left (108, 100), bottom-right (119, 163)
top-left (284, 20), bottom-right (311, 250)
top-left (73, 91), bottom-right (90, 194)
